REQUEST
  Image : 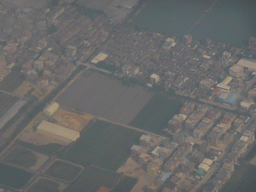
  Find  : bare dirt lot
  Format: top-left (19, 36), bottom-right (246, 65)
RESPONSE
top-left (53, 109), bottom-right (93, 132)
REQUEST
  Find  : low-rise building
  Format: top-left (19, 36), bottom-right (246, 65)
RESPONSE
top-left (139, 135), bottom-right (152, 147)
top-left (43, 102), bottom-right (59, 116)
top-left (199, 79), bottom-right (215, 89)
top-left (150, 73), bottom-right (160, 84)
top-left (240, 98), bottom-right (254, 110)
top-left (37, 121), bottom-right (80, 144)
top-left (229, 64), bottom-right (243, 78)
top-left (147, 158), bottom-right (163, 176)
top-left (138, 153), bottom-right (151, 165)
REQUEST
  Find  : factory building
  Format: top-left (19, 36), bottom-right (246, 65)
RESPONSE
top-left (216, 92), bottom-right (239, 105)
top-left (37, 120), bottom-right (80, 144)
top-left (43, 102), bottom-right (59, 116)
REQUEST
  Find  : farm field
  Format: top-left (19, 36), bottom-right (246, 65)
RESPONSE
top-left (3, 146), bottom-right (37, 168)
top-left (45, 160), bottom-right (82, 182)
top-left (56, 71), bottom-right (154, 125)
top-left (64, 166), bottom-right (121, 192)
top-left (111, 176), bottom-right (138, 192)
top-left (0, 92), bottom-right (18, 118)
top-left (0, 71), bottom-right (24, 93)
top-left (3, 146), bottom-right (49, 170)
top-left (222, 163), bottom-right (256, 192)
top-left (0, 163), bottom-right (33, 188)
top-left (61, 120), bottom-right (143, 171)
top-left (129, 94), bottom-right (183, 134)
top-left (131, 0), bottom-right (256, 45)
top-left (27, 178), bottom-right (61, 192)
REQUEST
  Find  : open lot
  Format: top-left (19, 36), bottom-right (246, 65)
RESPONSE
top-left (45, 160), bottom-right (83, 182)
top-left (0, 92), bottom-right (18, 119)
top-left (64, 166), bottom-right (121, 192)
top-left (130, 94), bottom-right (183, 134)
top-left (0, 71), bottom-right (24, 93)
top-left (61, 120), bottom-right (143, 171)
top-left (3, 146), bottom-right (49, 171)
top-left (222, 163), bottom-right (256, 192)
top-left (53, 109), bottom-right (93, 132)
top-left (0, 163), bottom-right (33, 188)
top-left (56, 71), bottom-right (154, 125)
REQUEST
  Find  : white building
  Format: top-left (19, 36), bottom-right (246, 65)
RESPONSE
top-left (43, 102), bottom-right (59, 116)
top-left (37, 121), bottom-right (80, 144)
top-left (91, 52), bottom-right (108, 64)
top-left (237, 59), bottom-right (256, 71)
top-left (150, 73), bottom-right (160, 84)
top-left (240, 99), bottom-right (254, 110)
top-left (229, 64), bottom-right (243, 78)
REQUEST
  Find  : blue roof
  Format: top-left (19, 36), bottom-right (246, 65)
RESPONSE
top-left (160, 172), bottom-right (171, 182)
top-left (216, 92), bottom-right (239, 105)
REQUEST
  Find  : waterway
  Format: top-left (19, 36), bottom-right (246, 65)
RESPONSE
top-left (131, 0), bottom-right (256, 46)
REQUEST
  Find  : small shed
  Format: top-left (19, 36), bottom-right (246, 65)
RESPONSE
top-left (43, 102), bottom-right (59, 116)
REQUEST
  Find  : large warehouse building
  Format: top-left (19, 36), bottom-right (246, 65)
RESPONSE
top-left (37, 120), bottom-right (80, 144)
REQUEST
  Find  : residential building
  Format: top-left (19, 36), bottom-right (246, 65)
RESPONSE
top-left (229, 64), bottom-right (243, 78)
top-left (150, 73), bottom-right (160, 84)
top-left (139, 135), bottom-right (152, 147)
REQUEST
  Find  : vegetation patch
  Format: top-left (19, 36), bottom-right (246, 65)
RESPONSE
top-left (4, 146), bottom-right (38, 168)
top-left (222, 163), bottom-right (256, 192)
top-left (27, 178), bottom-right (60, 192)
top-left (111, 176), bottom-right (138, 192)
top-left (0, 71), bottom-right (24, 93)
top-left (61, 120), bottom-right (142, 171)
top-left (0, 163), bottom-right (33, 188)
top-left (45, 160), bottom-right (82, 182)
top-left (64, 166), bottom-right (121, 192)
top-left (130, 94), bottom-right (183, 134)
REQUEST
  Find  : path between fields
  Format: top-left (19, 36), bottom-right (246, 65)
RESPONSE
top-left (61, 106), bottom-right (166, 138)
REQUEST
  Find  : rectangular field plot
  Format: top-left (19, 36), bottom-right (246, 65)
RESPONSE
top-left (0, 92), bottom-right (18, 118)
top-left (64, 166), bottom-right (121, 192)
top-left (0, 71), bottom-right (24, 93)
top-left (27, 178), bottom-right (64, 192)
top-left (61, 120), bottom-right (143, 171)
top-left (0, 163), bottom-right (33, 188)
top-left (3, 146), bottom-right (49, 171)
top-left (129, 95), bottom-right (183, 134)
top-left (45, 160), bottom-right (83, 182)
top-left (222, 163), bottom-right (256, 192)
top-left (56, 71), bottom-right (154, 125)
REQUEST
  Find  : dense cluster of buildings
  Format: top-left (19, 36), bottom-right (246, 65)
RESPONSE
top-left (0, 1), bottom-right (256, 192)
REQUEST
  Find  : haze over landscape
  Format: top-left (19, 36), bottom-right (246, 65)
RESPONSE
top-left (0, 0), bottom-right (255, 192)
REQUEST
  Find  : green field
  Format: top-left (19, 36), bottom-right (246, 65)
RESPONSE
top-left (45, 161), bottom-right (82, 182)
top-left (222, 163), bottom-right (256, 192)
top-left (64, 166), bottom-right (121, 192)
top-left (129, 95), bottom-right (183, 134)
top-left (61, 120), bottom-right (142, 171)
top-left (4, 146), bottom-right (38, 168)
top-left (0, 163), bottom-right (33, 188)
top-left (0, 71), bottom-right (24, 93)
top-left (111, 176), bottom-right (138, 192)
top-left (27, 178), bottom-right (60, 192)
